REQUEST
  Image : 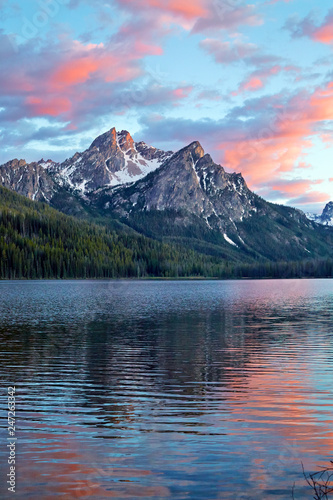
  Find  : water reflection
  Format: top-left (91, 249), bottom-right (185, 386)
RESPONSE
top-left (0, 280), bottom-right (333, 499)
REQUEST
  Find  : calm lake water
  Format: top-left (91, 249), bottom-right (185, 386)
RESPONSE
top-left (0, 279), bottom-right (333, 499)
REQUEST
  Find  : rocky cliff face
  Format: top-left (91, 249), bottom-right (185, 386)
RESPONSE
top-left (0, 127), bottom-right (173, 202)
top-left (321, 202), bottom-right (333, 225)
top-left (101, 140), bottom-right (258, 232)
top-left (92, 139), bottom-right (324, 258)
top-left (53, 128), bottom-right (173, 195)
top-left (306, 201), bottom-right (333, 226)
top-left (0, 159), bottom-right (57, 202)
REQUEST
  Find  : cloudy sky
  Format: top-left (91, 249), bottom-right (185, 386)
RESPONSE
top-left (1, 0), bottom-right (333, 212)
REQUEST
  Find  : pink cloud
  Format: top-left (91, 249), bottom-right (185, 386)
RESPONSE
top-left (138, 109), bottom-right (330, 208)
top-left (71, 0), bottom-right (262, 33)
top-left (118, 0), bottom-right (207, 20)
top-left (51, 57), bottom-right (101, 87)
top-left (163, 0), bottom-right (207, 19)
top-left (134, 70), bottom-right (333, 209)
top-left (271, 178), bottom-right (323, 195)
top-left (25, 96), bottom-right (71, 117)
top-left (18, 0), bottom-right (264, 127)
top-left (232, 65), bottom-right (300, 95)
top-left (200, 38), bottom-right (258, 64)
top-left (114, 0), bottom-right (262, 33)
top-left (113, 0), bottom-right (208, 31)
top-left (313, 23), bottom-right (333, 44)
top-left (26, 44), bottom-right (140, 119)
top-left (287, 9), bottom-right (333, 45)
top-left (133, 41), bottom-right (163, 56)
top-left (259, 180), bottom-right (329, 206)
top-left (50, 41), bottom-right (155, 90)
top-left (288, 191), bottom-right (330, 205)
top-left (296, 161), bottom-right (312, 169)
top-left (217, 81), bottom-right (333, 193)
top-left (243, 77), bottom-right (264, 91)
top-left (0, 36), bottom-right (150, 121)
top-left (309, 81), bottom-right (333, 120)
top-left (172, 86), bottom-right (193, 98)
top-left (218, 134), bottom-right (312, 185)
top-left (0, 35), bottom-right (173, 123)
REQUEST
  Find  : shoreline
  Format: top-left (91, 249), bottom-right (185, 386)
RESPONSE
top-left (0, 276), bottom-right (332, 282)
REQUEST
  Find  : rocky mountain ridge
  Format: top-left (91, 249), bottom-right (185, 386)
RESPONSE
top-left (306, 202), bottom-right (333, 226)
top-left (0, 128), bottom-right (173, 202)
top-left (1, 126), bottom-right (330, 228)
top-left (1, 126), bottom-right (333, 263)
top-left (48, 128), bottom-right (173, 196)
top-left (0, 158), bottom-right (57, 202)
top-left (97, 140), bottom-right (259, 242)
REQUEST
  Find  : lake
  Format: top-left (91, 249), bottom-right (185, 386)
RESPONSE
top-left (0, 279), bottom-right (333, 499)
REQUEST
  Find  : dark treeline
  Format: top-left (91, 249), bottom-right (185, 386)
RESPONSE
top-left (0, 186), bottom-right (333, 280)
top-left (232, 259), bottom-right (333, 279)
top-left (0, 186), bottom-right (226, 279)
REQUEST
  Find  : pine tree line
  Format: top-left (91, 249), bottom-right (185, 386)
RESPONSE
top-left (1, 186), bottom-right (333, 280)
top-left (0, 187), bottom-right (227, 279)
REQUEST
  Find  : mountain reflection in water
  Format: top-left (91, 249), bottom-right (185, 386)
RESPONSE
top-left (0, 279), bottom-right (332, 499)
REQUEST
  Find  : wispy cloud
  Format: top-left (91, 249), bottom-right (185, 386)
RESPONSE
top-left (200, 38), bottom-right (259, 64)
top-left (285, 8), bottom-right (333, 45)
top-left (137, 80), bottom-right (333, 208)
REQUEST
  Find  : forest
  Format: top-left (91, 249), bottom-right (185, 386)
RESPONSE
top-left (0, 185), bottom-right (333, 280)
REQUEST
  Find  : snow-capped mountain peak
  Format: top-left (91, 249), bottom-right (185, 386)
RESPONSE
top-left (55, 127), bottom-right (173, 195)
top-left (1, 127), bottom-right (332, 264)
top-left (37, 159), bottom-right (57, 170)
top-left (306, 201), bottom-right (333, 226)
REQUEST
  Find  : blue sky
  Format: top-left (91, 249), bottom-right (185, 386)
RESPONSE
top-left (0, 0), bottom-right (333, 211)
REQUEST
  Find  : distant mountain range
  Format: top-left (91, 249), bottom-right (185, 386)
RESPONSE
top-left (306, 202), bottom-right (333, 226)
top-left (0, 128), bottom-right (172, 201)
top-left (1, 127), bottom-right (333, 264)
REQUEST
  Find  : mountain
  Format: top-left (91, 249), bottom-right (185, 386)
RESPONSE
top-left (0, 185), bottom-right (253, 279)
top-left (1, 184), bottom-right (333, 280)
top-left (91, 139), bottom-right (333, 262)
top-left (306, 202), bottom-right (333, 226)
top-left (1, 126), bottom-right (333, 265)
top-left (0, 158), bottom-right (89, 217)
top-left (49, 127), bottom-right (173, 196)
top-left (0, 158), bottom-right (57, 202)
top-left (98, 140), bottom-right (257, 228)
top-left (0, 127), bottom-right (172, 202)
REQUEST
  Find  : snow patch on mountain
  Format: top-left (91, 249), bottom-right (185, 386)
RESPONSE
top-left (224, 233), bottom-right (238, 247)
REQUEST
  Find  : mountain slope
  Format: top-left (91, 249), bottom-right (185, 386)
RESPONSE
top-left (1, 126), bottom-right (333, 266)
top-left (1, 185), bottom-right (333, 280)
top-left (0, 185), bottom-right (233, 279)
top-left (91, 140), bottom-right (333, 262)
top-left (99, 141), bottom-right (257, 227)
